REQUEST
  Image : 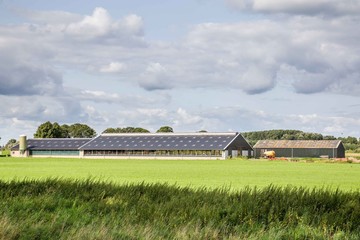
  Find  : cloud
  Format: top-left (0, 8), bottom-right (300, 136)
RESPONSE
top-left (3, 6), bottom-right (359, 97)
top-left (0, 95), bottom-right (86, 123)
top-left (138, 62), bottom-right (173, 91)
top-left (284, 114), bottom-right (360, 136)
top-left (65, 8), bottom-right (145, 45)
top-left (0, 60), bottom-right (63, 96)
top-left (226, 0), bottom-right (360, 16)
top-left (238, 65), bottom-right (276, 94)
top-left (66, 7), bottom-right (112, 39)
top-left (77, 89), bottom-right (171, 106)
top-left (174, 108), bottom-right (203, 126)
top-left (10, 7), bottom-right (83, 24)
top-left (178, 21), bottom-right (283, 94)
top-left (182, 15), bottom-right (360, 95)
top-left (100, 62), bottom-right (127, 73)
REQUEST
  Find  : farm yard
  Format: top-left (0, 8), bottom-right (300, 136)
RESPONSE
top-left (2, 0), bottom-right (360, 236)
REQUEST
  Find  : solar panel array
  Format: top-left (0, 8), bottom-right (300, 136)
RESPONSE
top-left (12, 138), bottom-right (92, 150)
top-left (80, 134), bottom-right (237, 151)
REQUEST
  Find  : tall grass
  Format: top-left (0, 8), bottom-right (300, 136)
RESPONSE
top-left (0, 179), bottom-right (359, 239)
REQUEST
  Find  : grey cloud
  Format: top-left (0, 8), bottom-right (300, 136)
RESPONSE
top-left (180, 15), bottom-right (360, 96)
top-left (138, 63), bottom-right (173, 91)
top-left (292, 73), bottom-right (333, 94)
top-left (0, 96), bottom-right (86, 123)
top-left (237, 66), bottom-right (276, 94)
top-left (0, 96), bottom-right (47, 120)
top-left (174, 21), bottom-right (284, 94)
top-left (138, 77), bottom-right (173, 91)
top-left (226, 0), bottom-right (360, 17)
top-left (0, 61), bottom-right (63, 96)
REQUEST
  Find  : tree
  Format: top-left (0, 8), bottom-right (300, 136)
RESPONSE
top-left (324, 135), bottom-right (336, 140)
top-left (61, 124), bottom-right (71, 138)
top-left (68, 123), bottom-right (96, 138)
top-left (34, 121), bottom-right (65, 138)
top-left (103, 127), bottom-right (150, 133)
top-left (5, 139), bottom-right (17, 149)
top-left (156, 126), bottom-right (174, 133)
top-left (103, 128), bottom-right (117, 133)
top-left (34, 122), bottom-right (96, 138)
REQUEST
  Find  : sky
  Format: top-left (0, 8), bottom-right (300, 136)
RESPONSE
top-left (1, 0), bottom-right (360, 145)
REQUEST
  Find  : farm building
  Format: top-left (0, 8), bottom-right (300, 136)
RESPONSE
top-left (253, 140), bottom-right (345, 158)
top-left (11, 132), bottom-right (253, 159)
top-left (11, 136), bottom-right (91, 157)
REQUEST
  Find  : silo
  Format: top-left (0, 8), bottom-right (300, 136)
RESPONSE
top-left (19, 135), bottom-right (27, 154)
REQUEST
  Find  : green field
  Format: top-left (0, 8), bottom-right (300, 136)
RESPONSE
top-left (1, 157), bottom-right (360, 239)
top-left (1, 157), bottom-right (359, 191)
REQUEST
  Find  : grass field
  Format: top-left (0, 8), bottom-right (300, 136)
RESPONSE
top-left (1, 157), bottom-right (359, 191)
top-left (1, 157), bottom-right (360, 239)
top-left (1, 179), bottom-right (360, 239)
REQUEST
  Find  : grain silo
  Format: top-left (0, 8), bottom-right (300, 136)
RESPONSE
top-left (19, 135), bottom-right (27, 154)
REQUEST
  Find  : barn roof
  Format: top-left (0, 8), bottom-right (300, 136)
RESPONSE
top-left (79, 132), bottom-right (251, 151)
top-left (253, 140), bottom-right (342, 149)
top-left (11, 138), bottom-right (91, 151)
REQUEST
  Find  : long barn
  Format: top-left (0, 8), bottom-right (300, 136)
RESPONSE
top-left (253, 140), bottom-right (345, 158)
top-left (11, 132), bottom-right (253, 159)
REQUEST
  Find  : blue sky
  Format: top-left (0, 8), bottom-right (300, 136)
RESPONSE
top-left (1, 0), bottom-right (360, 144)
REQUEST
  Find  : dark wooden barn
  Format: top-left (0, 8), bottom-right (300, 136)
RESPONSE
top-left (253, 140), bottom-right (345, 158)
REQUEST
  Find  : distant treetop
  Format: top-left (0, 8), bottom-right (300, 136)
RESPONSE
top-left (34, 121), bottom-right (96, 138)
top-left (156, 126), bottom-right (174, 133)
top-left (103, 127), bottom-right (150, 133)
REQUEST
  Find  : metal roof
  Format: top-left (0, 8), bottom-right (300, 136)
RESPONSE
top-left (11, 138), bottom-right (92, 151)
top-left (80, 132), bottom-right (243, 151)
top-left (253, 140), bottom-right (342, 149)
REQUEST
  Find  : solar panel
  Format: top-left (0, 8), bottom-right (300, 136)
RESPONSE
top-left (80, 133), bottom-right (239, 151)
top-left (11, 133), bottom-right (254, 152)
top-left (17, 138), bottom-right (92, 150)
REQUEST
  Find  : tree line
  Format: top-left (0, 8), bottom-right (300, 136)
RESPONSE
top-left (33, 122), bottom-right (175, 138)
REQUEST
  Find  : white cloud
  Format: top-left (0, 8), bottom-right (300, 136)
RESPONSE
top-left (100, 62), bottom-right (127, 73)
top-left (77, 89), bottom-right (171, 107)
top-left (66, 7), bottom-right (112, 39)
top-left (174, 108), bottom-right (203, 126)
top-left (138, 62), bottom-right (173, 91)
top-left (64, 8), bottom-right (145, 45)
top-left (121, 14), bottom-right (144, 35)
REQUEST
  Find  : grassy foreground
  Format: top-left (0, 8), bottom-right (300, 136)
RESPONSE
top-left (0, 179), bottom-right (359, 239)
top-left (1, 157), bottom-right (360, 191)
